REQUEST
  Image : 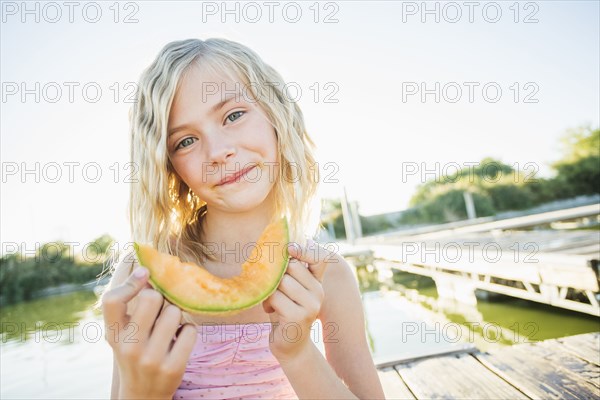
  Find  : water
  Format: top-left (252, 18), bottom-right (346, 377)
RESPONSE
top-left (358, 264), bottom-right (600, 359)
top-left (1, 291), bottom-right (112, 399)
top-left (1, 268), bottom-right (598, 398)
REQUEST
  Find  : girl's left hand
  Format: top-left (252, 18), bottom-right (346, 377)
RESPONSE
top-left (262, 238), bottom-right (333, 362)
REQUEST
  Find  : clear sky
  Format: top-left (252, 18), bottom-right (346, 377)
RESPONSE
top-left (1, 1), bottom-right (599, 255)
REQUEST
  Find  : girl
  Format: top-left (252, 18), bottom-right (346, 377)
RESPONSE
top-left (99, 38), bottom-right (385, 400)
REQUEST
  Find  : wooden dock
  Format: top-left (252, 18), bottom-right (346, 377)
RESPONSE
top-left (377, 332), bottom-right (600, 399)
top-left (336, 204), bottom-right (600, 316)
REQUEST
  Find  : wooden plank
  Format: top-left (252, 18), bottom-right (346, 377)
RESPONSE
top-left (561, 244), bottom-right (600, 256)
top-left (475, 338), bottom-right (600, 399)
top-left (377, 367), bottom-right (415, 400)
top-left (473, 280), bottom-right (600, 316)
top-left (537, 262), bottom-right (599, 291)
top-left (426, 204), bottom-right (599, 236)
top-left (370, 204), bottom-right (599, 242)
top-left (374, 343), bottom-right (477, 368)
top-left (395, 353), bottom-right (529, 399)
top-left (372, 244), bottom-right (600, 290)
top-left (371, 248), bottom-right (543, 284)
top-left (551, 332), bottom-right (600, 367)
top-left (375, 259), bottom-right (600, 316)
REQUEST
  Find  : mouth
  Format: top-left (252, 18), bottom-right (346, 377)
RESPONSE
top-left (216, 165), bottom-right (257, 186)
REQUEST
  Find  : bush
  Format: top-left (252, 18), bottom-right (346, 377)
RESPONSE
top-left (487, 184), bottom-right (535, 211)
top-left (415, 189), bottom-right (496, 223)
top-left (0, 240), bottom-right (109, 305)
top-left (554, 155), bottom-right (600, 197)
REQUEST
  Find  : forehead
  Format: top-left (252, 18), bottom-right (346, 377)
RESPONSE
top-left (169, 63), bottom-right (247, 122)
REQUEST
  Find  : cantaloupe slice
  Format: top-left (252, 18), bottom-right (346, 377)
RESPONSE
top-left (133, 216), bottom-right (290, 315)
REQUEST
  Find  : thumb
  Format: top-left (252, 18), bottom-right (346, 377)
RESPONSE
top-left (102, 266), bottom-right (149, 329)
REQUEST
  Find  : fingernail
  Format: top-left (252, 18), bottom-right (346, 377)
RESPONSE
top-left (133, 266), bottom-right (148, 279)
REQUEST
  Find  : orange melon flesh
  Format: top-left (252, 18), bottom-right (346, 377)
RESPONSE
top-left (133, 216), bottom-right (290, 315)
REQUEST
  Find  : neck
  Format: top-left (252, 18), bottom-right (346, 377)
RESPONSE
top-left (199, 191), bottom-right (277, 265)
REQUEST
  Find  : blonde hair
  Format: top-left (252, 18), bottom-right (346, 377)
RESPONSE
top-left (108, 37), bottom-right (320, 285)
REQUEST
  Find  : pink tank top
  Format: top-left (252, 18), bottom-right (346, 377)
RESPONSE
top-left (173, 322), bottom-right (298, 400)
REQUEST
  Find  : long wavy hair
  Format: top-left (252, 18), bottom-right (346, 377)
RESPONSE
top-left (113, 37), bottom-right (321, 280)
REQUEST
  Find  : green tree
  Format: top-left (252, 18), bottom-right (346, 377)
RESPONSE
top-left (0, 239), bottom-right (107, 305)
top-left (548, 126), bottom-right (600, 198)
top-left (553, 155), bottom-right (600, 197)
top-left (557, 125), bottom-right (600, 163)
top-left (487, 184), bottom-right (534, 211)
top-left (81, 234), bottom-right (116, 264)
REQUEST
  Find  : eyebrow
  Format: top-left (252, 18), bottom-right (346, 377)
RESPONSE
top-left (168, 92), bottom-right (241, 137)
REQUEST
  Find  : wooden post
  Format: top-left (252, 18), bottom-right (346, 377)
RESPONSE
top-left (341, 186), bottom-right (356, 245)
top-left (463, 191), bottom-right (477, 220)
top-left (351, 201), bottom-right (362, 239)
top-left (327, 220), bottom-right (336, 240)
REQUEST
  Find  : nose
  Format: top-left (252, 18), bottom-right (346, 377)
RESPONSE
top-left (204, 132), bottom-right (236, 165)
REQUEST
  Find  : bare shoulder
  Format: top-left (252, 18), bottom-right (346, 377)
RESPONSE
top-left (319, 250), bottom-right (360, 319)
top-left (321, 251), bottom-right (358, 292)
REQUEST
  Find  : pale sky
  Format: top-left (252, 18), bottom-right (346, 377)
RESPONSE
top-left (1, 1), bottom-right (599, 255)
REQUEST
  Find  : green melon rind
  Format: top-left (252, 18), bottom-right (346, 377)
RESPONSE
top-left (134, 245), bottom-right (289, 315)
top-left (132, 217), bottom-right (290, 315)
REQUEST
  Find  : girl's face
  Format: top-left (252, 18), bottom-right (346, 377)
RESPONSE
top-left (167, 64), bottom-right (279, 212)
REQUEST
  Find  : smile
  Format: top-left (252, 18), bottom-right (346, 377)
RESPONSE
top-left (217, 165), bottom-right (257, 186)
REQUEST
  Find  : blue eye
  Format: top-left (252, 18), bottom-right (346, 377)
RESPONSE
top-left (226, 111), bottom-right (244, 123)
top-left (176, 137), bottom-right (196, 150)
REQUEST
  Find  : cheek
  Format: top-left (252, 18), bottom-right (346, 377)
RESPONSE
top-left (169, 159), bottom-right (186, 184)
top-left (171, 155), bottom-right (205, 189)
top-left (246, 119), bottom-right (278, 159)
top-left (263, 127), bottom-right (279, 161)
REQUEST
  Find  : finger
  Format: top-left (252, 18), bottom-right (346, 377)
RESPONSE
top-left (102, 266), bottom-right (149, 330)
top-left (166, 324), bottom-right (197, 372)
top-left (146, 304), bottom-right (183, 360)
top-left (287, 239), bottom-right (332, 283)
top-left (278, 273), bottom-right (309, 304)
top-left (129, 288), bottom-right (165, 341)
top-left (308, 239), bottom-right (335, 282)
top-left (129, 281), bottom-right (155, 314)
top-left (286, 259), bottom-right (320, 293)
top-left (268, 289), bottom-right (302, 320)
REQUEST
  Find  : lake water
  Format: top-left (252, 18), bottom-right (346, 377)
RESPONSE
top-left (1, 268), bottom-right (598, 398)
top-left (1, 291), bottom-right (112, 399)
top-left (358, 265), bottom-right (600, 359)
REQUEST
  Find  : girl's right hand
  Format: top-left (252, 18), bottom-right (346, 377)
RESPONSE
top-left (102, 266), bottom-right (197, 400)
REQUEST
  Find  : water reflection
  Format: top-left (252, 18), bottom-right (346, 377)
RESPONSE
top-left (354, 262), bottom-right (600, 359)
top-left (0, 291), bottom-right (112, 399)
top-left (1, 291), bottom-right (102, 343)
